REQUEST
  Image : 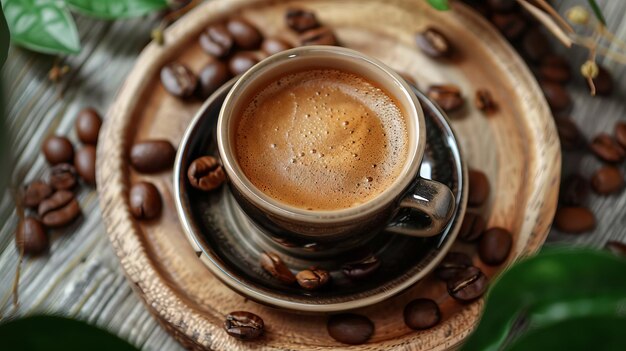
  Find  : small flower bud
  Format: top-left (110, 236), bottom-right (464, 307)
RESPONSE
top-left (567, 6), bottom-right (590, 25)
top-left (580, 60), bottom-right (599, 79)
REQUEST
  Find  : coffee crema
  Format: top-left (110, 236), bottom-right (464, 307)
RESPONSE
top-left (235, 69), bottom-right (409, 210)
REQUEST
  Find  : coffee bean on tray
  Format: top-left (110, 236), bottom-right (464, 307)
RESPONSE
top-left (458, 212), bottom-right (486, 242)
top-left (539, 54), bottom-right (571, 83)
top-left (261, 38), bottom-right (292, 56)
top-left (555, 117), bottom-right (585, 150)
top-left (260, 252), bottom-right (296, 284)
top-left (447, 266), bottom-right (488, 302)
top-left (403, 298), bottom-right (441, 330)
top-left (616, 122), bottom-right (626, 149)
top-left (475, 88), bottom-right (497, 113)
top-left (554, 207), bottom-right (595, 234)
top-left (559, 174), bottom-right (589, 206)
top-left (435, 252), bottom-right (472, 281)
top-left (490, 13), bottom-right (526, 41)
top-left (197, 61), bottom-right (231, 99)
top-left (74, 145), bottom-right (96, 185)
top-left (296, 268), bottom-right (331, 290)
top-left (415, 27), bottom-right (451, 58)
top-left (38, 190), bottom-right (81, 228)
top-left (227, 18), bottom-right (262, 50)
top-left (285, 8), bottom-right (320, 32)
top-left (342, 255), bottom-right (380, 280)
top-left (129, 181), bottom-right (162, 220)
top-left (228, 52), bottom-right (259, 76)
top-left (427, 84), bottom-right (464, 113)
top-left (479, 227), bottom-right (512, 265)
top-left (23, 181), bottom-right (53, 208)
top-left (593, 65), bottom-right (613, 96)
top-left (590, 133), bottom-right (625, 163)
top-left (591, 166), bottom-right (624, 195)
top-left (161, 63), bottom-right (198, 98)
top-left (42, 136), bottom-right (74, 165)
top-left (16, 217), bottom-right (48, 256)
top-left (75, 108), bottom-right (102, 145)
top-left (49, 163), bottom-right (78, 191)
top-left (130, 140), bottom-right (177, 173)
top-left (299, 27), bottom-right (337, 46)
top-left (224, 311), bottom-right (264, 341)
top-left (604, 241), bottom-right (626, 257)
top-left (187, 156), bottom-right (226, 191)
top-left (522, 28), bottom-right (550, 62)
top-left (468, 169), bottom-right (490, 207)
top-left (540, 81), bottom-right (571, 113)
top-left (199, 23), bottom-right (234, 58)
top-left (327, 314), bottom-right (374, 345)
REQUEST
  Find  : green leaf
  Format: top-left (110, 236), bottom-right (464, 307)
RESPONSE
top-left (461, 247), bottom-right (626, 351)
top-left (0, 315), bottom-right (139, 350)
top-left (0, 2), bottom-right (9, 67)
top-left (1, 0), bottom-right (80, 55)
top-left (587, 0), bottom-right (607, 26)
top-left (427, 0), bottom-right (449, 11)
top-left (65, 0), bottom-right (169, 19)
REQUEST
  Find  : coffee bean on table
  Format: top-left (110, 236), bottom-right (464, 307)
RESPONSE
top-left (130, 140), bottom-right (177, 173)
top-left (285, 8), bottom-right (320, 32)
top-left (590, 133), bottom-right (625, 163)
top-left (74, 145), bottom-right (96, 185)
top-left (591, 166), bottom-right (624, 195)
top-left (403, 298), bottom-right (441, 330)
top-left (160, 63), bottom-right (198, 98)
top-left (342, 255), bottom-right (380, 280)
top-left (196, 61), bottom-right (231, 99)
top-left (539, 55), bottom-right (571, 83)
top-left (261, 38), bottom-right (292, 56)
top-left (16, 217), bottom-right (48, 256)
top-left (475, 89), bottom-right (497, 113)
top-left (224, 311), bottom-right (264, 341)
top-left (415, 27), bottom-right (451, 58)
top-left (259, 252), bottom-right (296, 284)
top-left (49, 163), bottom-right (78, 190)
top-left (38, 190), bottom-right (81, 228)
top-left (555, 117), bottom-right (585, 150)
top-left (604, 241), bottom-right (626, 257)
top-left (490, 13), bottom-right (526, 41)
top-left (129, 181), bottom-right (162, 220)
top-left (614, 122), bottom-right (626, 149)
top-left (479, 227), bottom-right (513, 265)
top-left (227, 18), bottom-right (262, 49)
top-left (559, 174), bottom-right (589, 206)
top-left (299, 26), bottom-right (337, 46)
top-left (540, 81), bottom-right (571, 113)
top-left (447, 266), bottom-right (488, 302)
top-left (593, 65), bottom-right (613, 96)
top-left (458, 212), bottom-right (486, 242)
top-left (23, 181), bottom-right (53, 208)
top-left (75, 108), bottom-right (102, 145)
top-left (327, 314), bottom-right (374, 345)
top-left (42, 136), bottom-right (74, 165)
top-left (199, 23), bottom-right (234, 58)
top-left (435, 252), bottom-right (472, 281)
top-left (522, 28), bottom-right (550, 62)
top-left (427, 84), bottom-right (464, 113)
top-left (554, 207), bottom-right (595, 233)
top-left (468, 169), bottom-right (490, 207)
top-left (228, 52), bottom-right (259, 76)
top-left (187, 156), bottom-right (226, 191)
top-left (296, 268), bottom-right (331, 290)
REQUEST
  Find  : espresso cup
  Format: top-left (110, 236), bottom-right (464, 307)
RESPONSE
top-left (217, 46), bottom-right (455, 257)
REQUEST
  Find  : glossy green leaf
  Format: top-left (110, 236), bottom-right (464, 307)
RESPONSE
top-left (1, 0), bottom-right (80, 55)
top-left (427, 0), bottom-right (449, 11)
top-left (461, 248), bottom-right (626, 351)
top-left (0, 2), bottom-right (9, 67)
top-left (0, 315), bottom-right (138, 350)
top-left (66, 0), bottom-right (169, 19)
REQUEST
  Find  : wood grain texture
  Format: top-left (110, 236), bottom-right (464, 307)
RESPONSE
top-left (96, 0), bottom-right (558, 349)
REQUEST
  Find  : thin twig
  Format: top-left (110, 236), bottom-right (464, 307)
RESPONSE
top-left (596, 25), bottom-right (626, 52)
top-left (10, 187), bottom-right (25, 310)
top-left (518, 0), bottom-right (572, 47)
top-left (532, 0), bottom-right (575, 33)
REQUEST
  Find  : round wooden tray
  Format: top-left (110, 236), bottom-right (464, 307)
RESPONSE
top-left (96, 0), bottom-right (560, 349)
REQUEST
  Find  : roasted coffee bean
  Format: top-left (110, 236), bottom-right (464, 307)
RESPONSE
top-left (540, 81), bottom-right (571, 113)
top-left (590, 134), bottom-right (625, 163)
top-left (403, 298), bottom-right (441, 330)
top-left (415, 27), bottom-right (451, 58)
top-left (604, 241), bottom-right (626, 257)
top-left (539, 55), bottom-right (571, 83)
top-left (187, 156), bottom-right (226, 191)
top-left (342, 255), bottom-right (380, 280)
top-left (196, 61), bottom-right (231, 99)
top-left (227, 18), bottom-right (262, 49)
top-left (522, 28), bottom-right (550, 62)
top-left (74, 145), bottom-right (96, 185)
top-left (475, 89), bottom-right (497, 113)
top-left (296, 268), bottom-right (330, 290)
top-left (129, 181), bottom-right (162, 220)
top-left (224, 311), bottom-right (264, 341)
top-left (447, 266), bottom-right (488, 302)
top-left (75, 108), bottom-right (102, 145)
top-left (327, 314), bottom-right (374, 345)
top-left (490, 13), bottom-right (526, 40)
top-left (591, 166), bottom-right (624, 195)
top-left (555, 117), bottom-right (585, 150)
top-left (199, 23), bottom-right (233, 58)
top-left (479, 227), bottom-right (513, 265)
top-left (260, 252), bottom-right (296, 284)
top-left (49, 163), bottom-right (78, 190)
top-left (459, 213), bottom-right (486, 242)
top-left (468, 169), bottom-right (490, 207)
top-left (593, 65), bottom-right (613, 96)
top-left (299, 26), bottom-right (337, 46)
top-left (130, 140), bottom-right (177, 173)
top-left (427, 85), bottom-right (464, 113)
top-left (487, 0), bottom-right (517, 12)
top-left (160, 63), bottom-right (198, 98)
top-left (42, 136), bottom-right (74, 165)
top-left (228, 52), bottom-right (259, 76)
top-left (554, 207), bottom-right (595, 233)
top-left (38, 190), bottom-right (80, 228)
top-left (285, 8), bottom-right (320, 32)
top-left (23, 181), bottom-right (53, 208)
top-left (435, 252), bottom-right (472, 281)
top-left (616, 122), bottom-right (626, 149)
top-left (261, 38), bottom-right (292, 56)
top-left (559, 174), bottom-right (589, 206)
top-left (16, 217), bottom-right (48, 256)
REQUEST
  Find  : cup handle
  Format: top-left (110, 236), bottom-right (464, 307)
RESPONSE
top-left (386, 178), bottom-right (456, 237)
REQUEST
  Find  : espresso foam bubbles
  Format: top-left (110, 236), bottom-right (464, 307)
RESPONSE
top-left (235, 69), bottom-right (409, 210)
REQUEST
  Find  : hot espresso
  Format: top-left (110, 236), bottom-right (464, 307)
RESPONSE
top-left (235, 69), bottom-right (409, 210)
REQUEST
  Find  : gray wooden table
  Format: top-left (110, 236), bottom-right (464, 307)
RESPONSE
top-left (0, 1), bottom-right (624, 350)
